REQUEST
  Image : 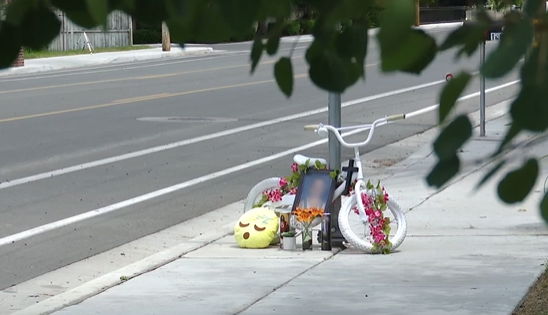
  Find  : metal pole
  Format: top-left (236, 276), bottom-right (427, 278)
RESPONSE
top-left (479, 41), bottom-right (486, 137)
top-left (327, 92), bottom-right (343, 249)
top-left (328, 93), bottom-right (341, 170)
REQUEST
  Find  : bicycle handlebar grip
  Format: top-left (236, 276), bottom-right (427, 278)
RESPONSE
top-left (386, 113), bottom-right (406, 122)
top-left (304, 124), bottom-right (319, 131)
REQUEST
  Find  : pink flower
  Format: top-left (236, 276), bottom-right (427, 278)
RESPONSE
top-left (374, 234), bottom-right (385, 243)
top-left (279, 178), bottom-right (288, 187)
top-left (374, 211), bottom-right (381, 218)
top-left (289, 187), bottom-right (298, 195)
top-left (291, 163), bottom-right (299, 173)
top-left (266, 189), bottom-right (283, 202)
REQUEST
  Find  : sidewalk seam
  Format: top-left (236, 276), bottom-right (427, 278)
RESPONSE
top-left (233, 249), bottom-right (342, 315)
top-left (407, 110), bottom-right (514, 213)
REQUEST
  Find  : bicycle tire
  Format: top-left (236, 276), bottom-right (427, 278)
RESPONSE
top-left (338, 192), bottom-right (407, 253)
top-left (243, 177), bottom-right (282, 212)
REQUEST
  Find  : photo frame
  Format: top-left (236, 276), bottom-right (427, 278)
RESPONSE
top-left (292, 169), bottom-right (336, 214)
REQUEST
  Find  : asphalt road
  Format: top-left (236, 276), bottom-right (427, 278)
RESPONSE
top-left (0, 29), bottom-right (519, 288)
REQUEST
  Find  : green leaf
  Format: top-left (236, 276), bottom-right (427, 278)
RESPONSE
top-left (130, 0), bottom-right (167, 25)
top-left (379, 28), bottom-right (436, 74)
top-left (274, 57), bottom-right (293, 97)
top-left (492, 122), bottom-right (521, 157)
top-left (439, 21), bottom-right (488, 57)
top-left (335, 23), bottom-right (368, 74)
top-left (5, 0), bottom-right (36, 26)
top-left (477, 160), bottom-right (506, 188)
top-left (86, 0), bottom-right (109, 25)
top-left (497, 159), bottom-right (539, 203)
top-left (218, 0), bottom-right (260, 34)
top-left (482, 14), bottom-right (533, 78)
top-left (19, 5), bottom-right (61, 50)
top-left (523, 0), bottom-right (544, 17)
top-left (250, 37), bottom-right (264, 73)
top-left (510, 86), bottom-right (548, 132)
top-left (377, 0), bottom-right (435, 73)
top-left (509, 47), bottom-right (548, 132)
top-left (0, 23), bottom-right (22, 69)
top-left (266, 35), bottom-right (280, 56)
top-left (541, 192), bottom-right (548, 223)
top-left (315, 160), bottom-right (323, 169)
top-left (50, 0), bottom-right (98, 28)
top-left (433, 115), bottom-right (473, 160)
top-left (378, 0), bottom-right (414, 38)
top-left (306, 38), bottom-right (362, 93)
top-left (427, 155), bottom-right (460, 188)
top-left (439, 72), bottom-right (472, 123)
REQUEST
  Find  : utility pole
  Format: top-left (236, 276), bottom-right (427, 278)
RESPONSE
top-left (161, 22), bottom-right (171, 52)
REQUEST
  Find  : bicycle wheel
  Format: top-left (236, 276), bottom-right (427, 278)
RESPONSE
top-left (243, 177), bottom-right (282, 212)
top-left (338, 191), bottom-right (407, 253)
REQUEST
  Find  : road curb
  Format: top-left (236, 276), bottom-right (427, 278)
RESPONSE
top-left (0, 46), bottom-right (214, 78)
top-left (13, 98), bottom-right (514, 315)
top-left (14, 222), bottom-right (235, 315)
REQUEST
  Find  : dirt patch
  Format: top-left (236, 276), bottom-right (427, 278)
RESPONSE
top-left (369, 158), bottom-right (401, 168)
top-left (513, 267), bottom-right (548, 315)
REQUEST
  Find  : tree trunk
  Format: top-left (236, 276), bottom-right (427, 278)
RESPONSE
top-left (414, 0), bottom-right (420, 27)
top-left (161, 22), bottom-right (171, 52)
top-left (12, 48), bottom-right (24, 67)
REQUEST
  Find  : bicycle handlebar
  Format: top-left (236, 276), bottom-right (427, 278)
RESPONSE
top-left (386, 113), bottom-right (406, 122)
top-left (304, 124), bottom-right (319, 131)
top-left (304, 113), bottom-right (406, 148)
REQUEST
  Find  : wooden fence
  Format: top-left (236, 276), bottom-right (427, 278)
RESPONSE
top-left (48, 10), bottom-right (133, 51)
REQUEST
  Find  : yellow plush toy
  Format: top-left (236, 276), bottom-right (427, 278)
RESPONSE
top-left (234, 207), bottom-right (279, 248)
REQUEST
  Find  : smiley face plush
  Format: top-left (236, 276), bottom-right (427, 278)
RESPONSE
top-left (234, 208), bottom-right (279, 248)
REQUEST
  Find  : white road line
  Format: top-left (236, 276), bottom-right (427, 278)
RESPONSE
top-left (0, 78), bottom-right (448, 191)
top-left (405, 80), bottom-right (520, 119)
top-left (0, 79), bottom-right (520, 247)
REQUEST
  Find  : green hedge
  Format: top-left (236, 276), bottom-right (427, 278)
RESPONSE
top-left (133, 29), bottom-right (162, 44)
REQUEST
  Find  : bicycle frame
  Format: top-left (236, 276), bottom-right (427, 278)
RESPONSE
top-left (305, 114), bottom-right (406, 222)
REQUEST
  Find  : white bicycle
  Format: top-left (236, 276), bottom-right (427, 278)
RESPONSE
top-left (245, 114), bottom-right (408, 253)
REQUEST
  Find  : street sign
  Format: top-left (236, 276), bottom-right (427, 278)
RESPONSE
top-left (489, 32), bottom-right (502, 41)
top-left (485, 25), bottom-right (503, 41)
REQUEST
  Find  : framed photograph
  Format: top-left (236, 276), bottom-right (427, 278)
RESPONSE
top-left (292, 169), bottom-right (336, 214)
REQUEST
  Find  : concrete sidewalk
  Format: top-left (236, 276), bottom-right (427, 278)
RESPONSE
top-left (0, 45), bottom-right (214, 77)
top-left (42, 111), bottom-right (548, 314)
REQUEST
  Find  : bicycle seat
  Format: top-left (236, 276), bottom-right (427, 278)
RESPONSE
top-left (293, 154), bottom-right (327, 166)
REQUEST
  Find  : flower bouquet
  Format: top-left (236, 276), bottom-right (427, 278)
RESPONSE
top-left (254, 160), bottom-right (335, 208)
top-left (354, 181), bottom-right (392, 254)
top-left (293, 207), bottom-right (324, 250)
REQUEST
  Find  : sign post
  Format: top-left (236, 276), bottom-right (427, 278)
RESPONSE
top-left (479, 40), bottom-right (486, 137)
top-left (480, 26), bottom-right (502, 137)
top-left (328, 93), bottom-right (341, 172)
top-left (327, 92), bottom-right (344, 248)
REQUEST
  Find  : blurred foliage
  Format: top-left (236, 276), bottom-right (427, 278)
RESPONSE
top-left (487, 0), bottom-right (526, 11)
top-left (0, 0), bottom-right (546, 221)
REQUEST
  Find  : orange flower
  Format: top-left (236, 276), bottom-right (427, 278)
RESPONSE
top-left (293, 207), bottom-right (324, 223)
